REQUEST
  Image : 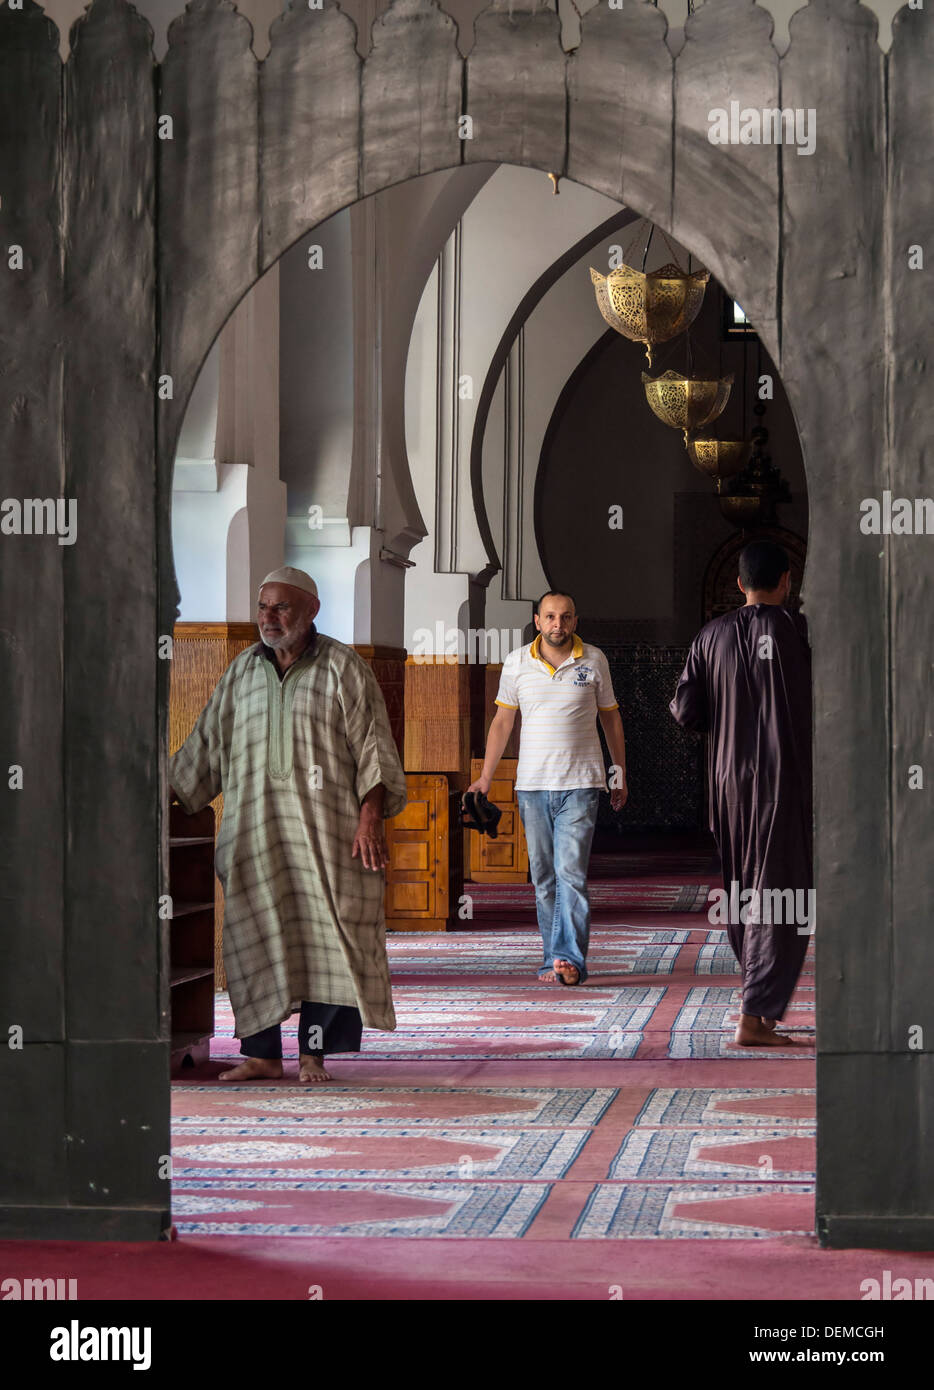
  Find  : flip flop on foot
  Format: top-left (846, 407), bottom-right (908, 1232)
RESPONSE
top-left (553, 958), bottom-right (581, 986)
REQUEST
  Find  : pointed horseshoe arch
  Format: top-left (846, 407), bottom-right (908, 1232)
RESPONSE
top-left (0, 0), bottom-right (932, 1248)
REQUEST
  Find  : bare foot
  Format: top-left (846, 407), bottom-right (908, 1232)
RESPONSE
top-left (299, 1053), bottom-right (333, 1084)
top-left (218, 1057), bottom-right (283, 1082)
top-left (761, 1018), bottom-right (778, 1031)
top-left (538, 969), bottom-right (559, 985)
top-left (553, 958), bottom-right (581, 986)
top-left (733, 1014), bottom-right (799, 1047)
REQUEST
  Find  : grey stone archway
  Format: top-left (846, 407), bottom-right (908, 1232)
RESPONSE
top-left (1, 0), bottom-right (931, 1246)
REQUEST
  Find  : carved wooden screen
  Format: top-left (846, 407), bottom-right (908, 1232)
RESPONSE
top-left (598, 645), bottom-right (704, 832)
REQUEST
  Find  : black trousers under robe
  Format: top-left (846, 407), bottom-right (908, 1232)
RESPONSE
top-left (240, 1001), bottom-right (363, 1059)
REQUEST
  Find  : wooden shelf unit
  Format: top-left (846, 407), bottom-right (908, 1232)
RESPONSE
top-left (169, 803), bottom-right (216, 1069)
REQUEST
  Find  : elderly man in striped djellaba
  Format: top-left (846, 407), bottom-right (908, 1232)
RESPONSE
top-left (170, 567), bottom-right (407, 1083)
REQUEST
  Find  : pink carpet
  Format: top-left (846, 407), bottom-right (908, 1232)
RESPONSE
top-left (467, 878), bottom-right (711, 914)
top-left (4, 1234), bottom-right (933, 1301)
top-left (3, 867), bottom-right (909, 1299)
top-left (187, 919), bottom-right (815, 1244)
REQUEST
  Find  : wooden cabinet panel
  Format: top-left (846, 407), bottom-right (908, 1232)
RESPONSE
top-left (385, 774), bottom-right (452, 932)
top-left (389, 882), bottom-right (431, 914)
top-left (394, 843), bottom-right (429, 872)
top-left (394, 797), bottom-right (431, 831)
top-left (467, 758), bottom-right (529, 883)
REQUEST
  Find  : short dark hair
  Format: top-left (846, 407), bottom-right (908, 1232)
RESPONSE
top-left (535, 590), bottom-right (576, 615)
top-left (738, 540), bottom-right (790, 592)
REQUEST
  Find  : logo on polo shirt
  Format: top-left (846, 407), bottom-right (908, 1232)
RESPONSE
top-left (572, 665), bottom-right (594, 687)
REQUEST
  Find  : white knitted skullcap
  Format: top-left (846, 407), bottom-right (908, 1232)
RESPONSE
top-left (258, 566), bottom-right (318, 598)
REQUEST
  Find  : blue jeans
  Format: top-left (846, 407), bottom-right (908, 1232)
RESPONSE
top-left (516, 789), bottom-right (601, 982)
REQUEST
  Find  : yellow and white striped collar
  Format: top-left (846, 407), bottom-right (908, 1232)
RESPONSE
top-left (529, 632), bottom-right (583, 675)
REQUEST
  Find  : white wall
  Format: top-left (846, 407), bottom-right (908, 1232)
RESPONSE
top-left (277, 207), bottom-right (362, 643)
top-left (280, 170), bottom-right (492, 645)
top-left (482, 217), bottom-right (705, 632)
top-left (456, 167), bottom-right (623, 575)
top-left (173, 263), bottom-right (285, 621)
top-left (403, 165), bottom-right (628, 650)
top-left (404, 262), bottom-right (473, 651)
top-left (280, 210), bottom-right (355, 528)
top-left (172, 465), bottom-right (248, 622)
top-left (176, 340), bottom-right (219, 464)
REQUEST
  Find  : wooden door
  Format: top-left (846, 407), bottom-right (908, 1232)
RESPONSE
top-left (467, 758), bottom-right (529, 883)
top-left (385, 774), bottom-right (450, 932)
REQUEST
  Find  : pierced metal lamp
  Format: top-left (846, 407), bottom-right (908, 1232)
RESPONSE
top-left (590, 261), bottom-right (709, 366)
top-left (718, 420), bottom-right (791, 528)
top-left (642, 369), bottom-right (733, 444)
top-left (718, 493), bottom-right (765, 527)
top-left (685, 434), bottom-right (750, 489)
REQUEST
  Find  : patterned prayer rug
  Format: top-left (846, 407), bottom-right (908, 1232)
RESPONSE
top-left (635, 1088), bottom-right (815, 1128)
top-left (467, 880), bottom-right (711, 913)
top-left (384, 927), bottom-right (691, 975)
top-left (697, 933), bottom-right (815, 973)
top-left (608, 1129), bottom-right (815, 1180)
top-left (667, 985), bottom-right (816, 1057)
top-left (694, 944), bottom-right (741, 973)
top-left (176, 916), bottom-right (817, 1240)
top-left (173, 1085), bottom-right (618, 1128)
top-left (572, 1183), bottom-right (815, 1239)
top-left (171, 1126), bottom-right (589, 1180)
top-left (671, 985), bottom-right (815, 1033)
top-left (587, 854), bottom-right (719, 877)
top-left (211, 985), bottom-right (665, 1059)
top-left (171, 1179), bottom-right (550, 1238)
top-left (668, 1035), bottom-right (815, 1059)
top-left (210, 1027), bottom-right (646, 1061)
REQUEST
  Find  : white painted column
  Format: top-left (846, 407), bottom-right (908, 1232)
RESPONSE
top-left (172, 263), bottom-right (287, 622)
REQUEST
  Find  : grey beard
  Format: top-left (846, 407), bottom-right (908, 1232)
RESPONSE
top-left (262, 620), bottom-right (314, 652)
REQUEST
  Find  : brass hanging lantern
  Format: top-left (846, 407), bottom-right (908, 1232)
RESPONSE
top-left (642, 369), bottom-right (733, 443)
top-left (686, 434), bottom-right (750, 489)
top-left (590, 262), bottom-right (709, 366)
top-left (718, 421), bottom-right (791, 528)
top-left (718, 493), bottom-right (765, 527)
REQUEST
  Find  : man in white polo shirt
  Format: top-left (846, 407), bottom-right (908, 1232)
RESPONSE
top-left (467, 591), bottom-right (628, 985)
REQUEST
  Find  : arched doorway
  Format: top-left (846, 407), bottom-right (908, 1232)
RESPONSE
top-left (3, 0), bottom-right (926, 1253)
